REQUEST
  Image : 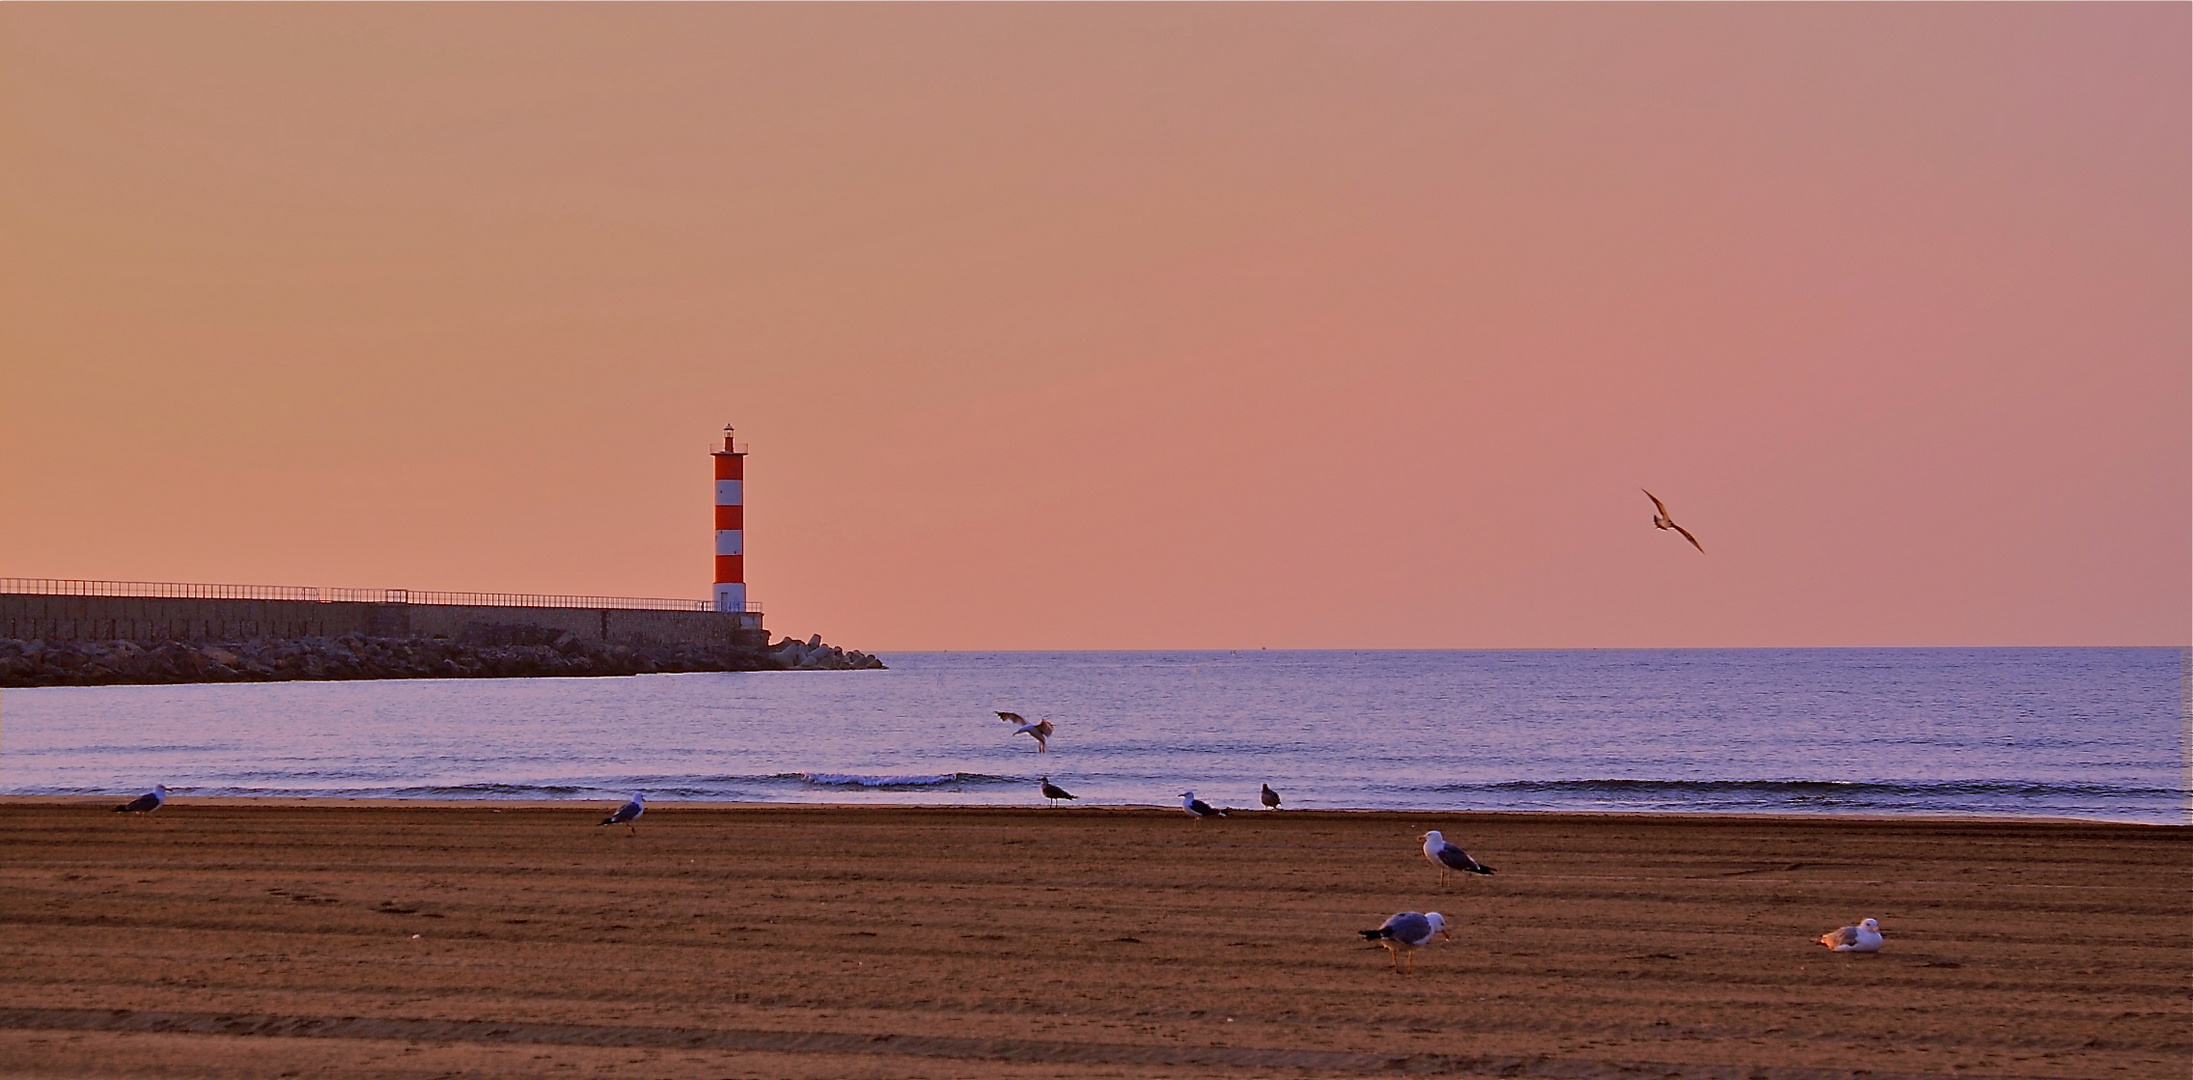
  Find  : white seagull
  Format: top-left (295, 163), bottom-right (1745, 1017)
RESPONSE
top-left (1817, 917), bottom-right (1883, 952)
top-left (113, 784), bottom-right (167, 814)
top-left (1359, 911), bottom-right (1451, 974)
top-left (1179, 791), bottom-right (1227, 819)
top-left (599, 793), bottom-right (645, 834)
top-left (997, 711), bottom-right (1055, 753)
top-left (1421, 830), bottom-right (1496, 881)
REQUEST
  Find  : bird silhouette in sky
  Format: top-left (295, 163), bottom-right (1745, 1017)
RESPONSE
top-left (1643, 489), bottom-right (1704, 553)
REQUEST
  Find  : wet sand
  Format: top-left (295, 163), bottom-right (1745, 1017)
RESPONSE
top-left (0, 801), bottom-right (2184, 1079)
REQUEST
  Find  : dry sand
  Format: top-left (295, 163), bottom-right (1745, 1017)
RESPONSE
top-left (0, 801), bottom-right (2183, 1079)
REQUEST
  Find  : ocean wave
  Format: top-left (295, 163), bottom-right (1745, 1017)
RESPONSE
top-left (1443, 778), bottom-right (2179, 797)
top-left (789, 772), bottom-right (1014, 790)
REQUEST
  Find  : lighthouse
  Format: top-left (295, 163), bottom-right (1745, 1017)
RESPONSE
top-left (712, 425), bottom-right (746, 613)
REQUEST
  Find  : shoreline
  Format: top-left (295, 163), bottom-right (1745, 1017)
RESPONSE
top-left (5, 795), bottom-right (2179, 828)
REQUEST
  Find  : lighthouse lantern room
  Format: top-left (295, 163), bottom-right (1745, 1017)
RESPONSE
top-left (712, 424), bottom-right (747, 614)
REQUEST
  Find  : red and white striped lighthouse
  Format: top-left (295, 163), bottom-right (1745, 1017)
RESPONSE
top-left (712, 425), bottom-right (746, 613)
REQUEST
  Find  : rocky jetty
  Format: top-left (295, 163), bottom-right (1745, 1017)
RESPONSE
top-left (0, 630), bottom-right (883, 687)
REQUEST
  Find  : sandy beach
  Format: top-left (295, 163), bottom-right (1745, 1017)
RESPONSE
top-left (0, 801), bottom-right (2183, 1079)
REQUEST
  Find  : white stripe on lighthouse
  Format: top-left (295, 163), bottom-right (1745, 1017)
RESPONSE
top-left (715, 583), bottom-right (747, 610)
top-left (716, 530), bottom-right (744, 556)
top-left (715, 479), bottom-right (743, 505)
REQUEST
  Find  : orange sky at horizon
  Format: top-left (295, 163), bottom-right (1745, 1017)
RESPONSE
top-left (2, 5), bottom-right (2185, 650)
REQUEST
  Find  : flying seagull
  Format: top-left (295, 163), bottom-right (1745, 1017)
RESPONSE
top-left (1421, 830), bottom-right (1496, 881)
top-left (1039, 777), bottom-right (1076, 806)
top-left (113, 784), bottom-right (166, 814)
top-left (1817, 917), bottom-right (1883, 953)
top-left (1180, 791), bottom-right (1227, 820)
top-left (1261, 783), bottom-right (1282, 810)
top-left (598, 793), bottom-right (645, 834)
top-left (1643, 489), bottom-right (1704, 553)
top-left (997, 711), bottom-right (1055, 753)
top-left (1359, 911), bottom-right (1451, 974)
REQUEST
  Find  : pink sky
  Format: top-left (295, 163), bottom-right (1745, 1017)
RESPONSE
top-left (2, 5), bottom-right (2185, 649)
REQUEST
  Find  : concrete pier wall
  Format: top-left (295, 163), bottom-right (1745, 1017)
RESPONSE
top-left (0, 593), bottom-right (768, 649)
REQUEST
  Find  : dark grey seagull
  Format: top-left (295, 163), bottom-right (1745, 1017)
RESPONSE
top-left (1643, 489), bottom-right (1705, 553)
top-left (1179, 791), bottom-right (1227, 819)
top-left (1261, 784), bottom-right (1282, 810)
top-left (1359, 910), bottom-right (1451, 974)
top-left (1420, 829), bottom-right (1496, 881)
top-left (113, 784), bottom-right (167, 814)
top-left (1039, 777), bottom-right (1076, 806)
top-left (599, 793), bottom-right (645, 834)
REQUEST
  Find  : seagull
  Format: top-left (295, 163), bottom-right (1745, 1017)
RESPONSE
top-left (1180, 791), bottom-right (1227, 820)
top-left (598, 793), bottom-right (645, 834)
top-left (1421, 830), bottom-right (1496, 881)
top-left (1261, 783), bottom-right (1282, 810)
top-left (1039, 777), bottom-right (1076, 806)
top-left (1359, 911), bottom-right (1451, 974)
top-left (113, 784), bottom-right (166, 814)
top-left (997, 711), bottom-right (1055, 752)
top-left (1643, 489), bottom-right (1704, 553)
top-left (1817, 917), bottom-right (1883, 952)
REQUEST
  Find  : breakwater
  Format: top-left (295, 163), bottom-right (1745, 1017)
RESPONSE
top-left (0, 632), bottom-right (881, 686)
top-left (0, 588), bottom-right (882, 686)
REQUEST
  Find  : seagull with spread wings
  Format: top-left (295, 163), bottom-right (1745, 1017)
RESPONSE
top-left (996, 711), bottom-right (1054, 752)
top-left (1643, 489), bottom-right (1705, 553)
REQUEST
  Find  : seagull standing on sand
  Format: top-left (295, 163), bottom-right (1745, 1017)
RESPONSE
top-left (113, 784), bottom-right (166, 814)
top-left (1421, 830), bottom-right (1496, 881)
top-left (996, 712), bottom-right (1055, 753)
top-left (1180, 791), bottom-right (1227, 819)
top-left (599, 793), bottom-right (645, 834)
top-left (1643, 489), bottom-right (1705, 553)
top-left (1817, 917), bottom-right (1884, 952)
top-left (1039, 777), bottom-right (1076, 806)
top-left (1261, 784), bottom-right (1282, 810)
top-left (1359, 911), bottom-right (1451, 974)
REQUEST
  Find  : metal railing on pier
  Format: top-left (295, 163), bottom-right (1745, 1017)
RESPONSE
top-left (0, 578), bottom-right (757, 614)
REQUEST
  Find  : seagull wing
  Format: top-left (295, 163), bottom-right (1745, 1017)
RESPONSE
top-left (1437, 843), bottom-right (1495, 874)
top-left (1672, 523), bottom-right (1704, 553)
top-left (1381, 911), bottom-right (1433, 945)
top-left (115, 792), bottom-right (160, 813)
top-left (1643, 489), bottom-right (1670, 517)
top-left (1818, 925), bottom-right (1859, 949)
top-left (997, 711), bottom-right (1026, 725)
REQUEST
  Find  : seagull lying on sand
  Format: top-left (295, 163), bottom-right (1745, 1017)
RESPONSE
top-left (1180, 791), bottom-right (1227, 819)
top-left (996, 711), bottom-right (1055, 752)
top-left (1261, 783), bottom-right (1281, 810)
top-left (1421, 830), bottom-right (1496, 881)
top-left (1643, 489), bottom-right (1705, 553)
top-left (113, 784), bottom-right (166, 814)
top-left (599, 793), bottom-right (645, 834)
top-left (1360, 911), bottom-right (1451, 974)
top-left (1817, 917), bottom-right (1883, 952)
top-left (1039, 777), bottom-right (1076, 806)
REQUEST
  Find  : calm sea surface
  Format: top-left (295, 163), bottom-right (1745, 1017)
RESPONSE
top-left (2, 649), bottom-right (2183, 824)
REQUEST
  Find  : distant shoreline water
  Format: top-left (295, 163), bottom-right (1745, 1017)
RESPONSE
top-left (4, 647), bottom-right (2183, 824)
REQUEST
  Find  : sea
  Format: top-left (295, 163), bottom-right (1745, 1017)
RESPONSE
top-left (2, 648), bottom-right (2184, 824)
